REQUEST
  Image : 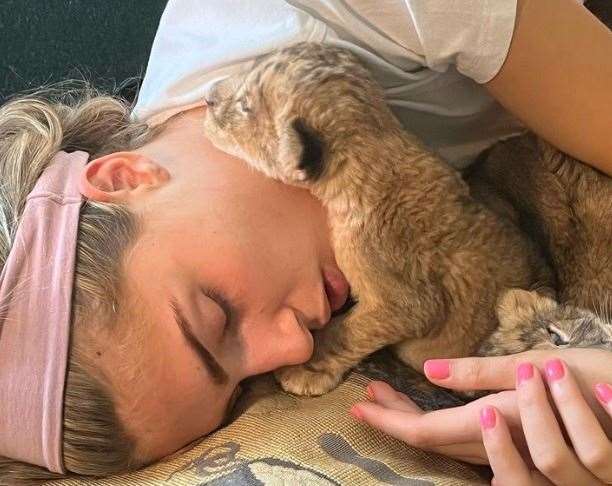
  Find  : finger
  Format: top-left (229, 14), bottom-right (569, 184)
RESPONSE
top-left (352, 390), bottom-right (524, 449)
top-left (351, 391), bottom-right (520, 448)
top-left (352, 393), bottom-right (522, 466)
top-left (491, 471), bottom-right (558, 486)
top-left (433, 442), bottom-right (490, 465)
top-left (362, 383), bottom-right (490, 463)
top-left (423, 350), bottom-right (565, 392)
top-left (351, 400), bottom-right (483, 447)
top-left (594, 383), bottom-right (612, 417)
top-left (424, 356), bottom-right (518, 391)
top-left (479, 406), bottom-right (532, 486)
top-left (516, 362), bottom-right (599, 486)
top-left (544, 360), bottom-right (612, 483)
top-left (366, 381), bottom-right (421, 412)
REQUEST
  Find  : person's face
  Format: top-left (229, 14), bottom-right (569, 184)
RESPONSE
top-left (80, 107), bottom-right (348, 463)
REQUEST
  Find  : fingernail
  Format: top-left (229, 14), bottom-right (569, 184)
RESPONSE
top-left (424, 359), bottom-right (450, 379)
top-left (366, 384), bottom-right (375, 401)
top-left (594, 383), bottom-right (612, 404)
top-left (350, 405), bottom-right (364, 421)
top-left (517, 362), bottom-right (533, 386)
top-left (544, 359), bottom-right (565, 382)
top-left (479, 406), bottom-right (496, 429)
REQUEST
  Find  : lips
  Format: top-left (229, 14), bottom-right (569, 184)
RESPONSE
top-left (322, 265), bottom-right (350, 314)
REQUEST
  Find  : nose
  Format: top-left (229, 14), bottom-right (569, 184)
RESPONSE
top-left (293, 303), bottom-right (329, 330)
top-left (239, 308), bottom-right (315, 379)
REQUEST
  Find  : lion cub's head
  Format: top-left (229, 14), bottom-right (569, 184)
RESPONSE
top-left (479, 289), bottom-right (612, 356)
top-left (203, 42), bottom-right (386, 185)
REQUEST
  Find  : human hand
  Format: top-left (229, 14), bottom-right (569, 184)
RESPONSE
top-left (479, 360), bottom-right (612, 485)
top-left (351, 379), bottom-right (529, 465)
top-left (420, 348), bottom-right (612, 437)
top-left (350, 349), bottom-right (612, 484)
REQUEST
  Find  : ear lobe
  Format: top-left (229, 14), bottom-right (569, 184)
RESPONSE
top-left (279, 118), bottom-right (324, 181)
top-left (79, 152), bottom-right (170, 203)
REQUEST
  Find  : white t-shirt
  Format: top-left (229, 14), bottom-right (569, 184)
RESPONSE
top-left (132, 0), bottom-right (525, 168)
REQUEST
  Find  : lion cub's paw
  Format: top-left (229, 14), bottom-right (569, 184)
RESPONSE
top-left (274, 364), bottom-right (342, 396)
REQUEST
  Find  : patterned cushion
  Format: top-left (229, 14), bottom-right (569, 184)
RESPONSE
top-left (49, 351), bottom-right (490, 485)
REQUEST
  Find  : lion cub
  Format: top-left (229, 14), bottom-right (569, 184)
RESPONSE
top-left (467, 133), bottom-right (612, 313)
top-left (480, 289), bottom-right (612, 356)
top-left (203, 43), bottom-right (549, 396)
top-left (467, 134), bottom-right (612, 356)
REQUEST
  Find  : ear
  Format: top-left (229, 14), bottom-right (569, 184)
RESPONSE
top-left (278, 118), bottom-right (324, 181)
top-left (79, 152), bottom-right (170, 203)
top-left (495, 289), bottom-right (557, 328)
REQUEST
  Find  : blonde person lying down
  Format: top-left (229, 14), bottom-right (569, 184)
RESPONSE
top-left (0, 0), bottom-right (610, 485)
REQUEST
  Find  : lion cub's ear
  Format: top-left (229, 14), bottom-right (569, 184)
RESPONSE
top-left (278, 118), bottom-right (325, 181)
top-left (496, 289), bottom-right (557, 329)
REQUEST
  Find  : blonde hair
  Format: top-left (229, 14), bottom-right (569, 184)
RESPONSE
top-left (0, 80), bottom-right (166, 485)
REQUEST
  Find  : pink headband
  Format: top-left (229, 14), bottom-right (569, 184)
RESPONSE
top-left (0, 150), bottom-right (88, 473)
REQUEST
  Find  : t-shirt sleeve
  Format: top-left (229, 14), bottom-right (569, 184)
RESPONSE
top-left (382, 0), bottom-right (518, 83)
top-left (131, 0), bottom-right (328, 125)
top-left (132, 0), bottom-right (521, 126)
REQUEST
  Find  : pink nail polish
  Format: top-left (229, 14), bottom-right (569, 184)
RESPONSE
top-left (517, 362), bottom-right (533, 386)
top-left (350, 406), bottom-right (364, 421)
top-left (424, 359), bottom-right (450, 379)
top-left (544, 359), bottom-right (565, 382)
top-left (594, 383), bottom-right (612, 404)
top-left (480, 406), bottom-right (496, 429)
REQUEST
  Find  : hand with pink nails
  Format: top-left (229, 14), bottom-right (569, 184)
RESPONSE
top-left (351, 348), bottom-right (612, 485)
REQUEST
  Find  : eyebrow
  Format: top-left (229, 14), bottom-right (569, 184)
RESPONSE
top-left (169, 299), bottom-right (229, 385)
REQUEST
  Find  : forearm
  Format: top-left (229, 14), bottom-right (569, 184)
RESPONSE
top-left (486, 0), bottom-right (612, 176)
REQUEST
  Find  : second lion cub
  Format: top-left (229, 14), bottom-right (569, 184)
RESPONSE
top-left (203, 43), bottom-right (549, 396)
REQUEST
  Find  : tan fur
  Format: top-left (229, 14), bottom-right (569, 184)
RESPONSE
top-left (479, 289), bottom-right (612, 356)
top-left (467, 134), bottom-right (612, 312)
top-left (203, 43), bottom-right (550, 396)
top-left (466, 134), bottom-right (612, 356)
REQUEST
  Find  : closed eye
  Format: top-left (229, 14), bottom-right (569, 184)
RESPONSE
top-left (170, 298), bottom-right (229, 385)
top-left (200, 286), bottom-right (237, 336)
top-left (238, 98), bottom-right (251, 113)
top-left (547, 325), bottom-right (569, 346)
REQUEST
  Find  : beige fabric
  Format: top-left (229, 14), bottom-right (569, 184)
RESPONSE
top-left (50, 352), bottom-right (489, 485)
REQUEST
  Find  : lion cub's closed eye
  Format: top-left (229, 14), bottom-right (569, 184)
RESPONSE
top-left (479, 289), bottom-right (612, 356)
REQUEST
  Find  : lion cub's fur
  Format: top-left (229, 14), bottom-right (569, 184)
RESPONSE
top-left (467, 134), bottom-right (612, 355)
top-left (467, 134), bottom-right (612, 311)
top-left (203, 43), bottom-right (550, 396)
top-left (480, 289), bottom-right (611, 356)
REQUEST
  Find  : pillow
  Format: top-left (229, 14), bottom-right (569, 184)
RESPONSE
top-left (50, 351), bottom-right (490, 485)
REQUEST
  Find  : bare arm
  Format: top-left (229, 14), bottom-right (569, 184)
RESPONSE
top-left (485, 0), bottom-right (612, 176)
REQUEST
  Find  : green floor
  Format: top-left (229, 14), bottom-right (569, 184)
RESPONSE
top-left (0, 0), bottom-right (168, 103)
